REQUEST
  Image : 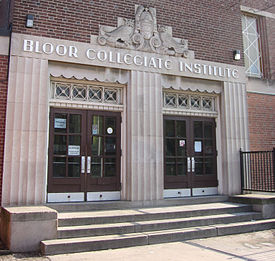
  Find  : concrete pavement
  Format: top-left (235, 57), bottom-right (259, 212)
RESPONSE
top-left (1, 229), bottom-right (275, 261)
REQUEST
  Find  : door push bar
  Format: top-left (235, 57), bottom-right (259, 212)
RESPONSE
top-left (187, 157), bottom-right (195, 172)
top-left (81, 156), bottom-right (85, 174)
top-left (191, 157), bottom-right (195, 172)
top-left (87, 156), bottom-right (91, 174)
top-left (81, 156), bottom-right (91, 174)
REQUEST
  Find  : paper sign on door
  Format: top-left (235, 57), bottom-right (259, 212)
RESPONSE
top-left (194, 141), bottom-right (202, 152)
top-left (54, 118), bottom-right (66, 129)
top-left (68, 145), bottom-right (80, 156)
top-left (179, 140), bottom-right (185, 147)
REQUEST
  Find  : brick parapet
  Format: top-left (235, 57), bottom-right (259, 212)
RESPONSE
top-left (11, 0), bottom-right (244, 66)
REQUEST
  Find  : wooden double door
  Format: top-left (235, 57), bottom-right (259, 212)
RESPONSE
top-left (48, 108), bottom-right (121, 199)
top-left (164, 116), bottom-right (218, 190)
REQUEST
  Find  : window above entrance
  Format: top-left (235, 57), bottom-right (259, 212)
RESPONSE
top-left (163, 91), bottom-right (217, 114)
top-left (51, 80), bottom-right (123, 106)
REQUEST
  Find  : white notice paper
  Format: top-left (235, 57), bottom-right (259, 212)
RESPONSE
top-left (68, 145), bottom-right (80, 156)
top-left (54, 118), bottom-right (66, 129)
top-left (194, 141), bottom-right (202, 152)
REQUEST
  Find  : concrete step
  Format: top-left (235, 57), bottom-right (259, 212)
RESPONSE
top-left (58, 202), bottom-right (252, 226)
top-left (58, 211), bottom-right (262, 239)
top-left (41, 218), bottom-right (275, 255)
top-left (47, 195), bottom-right (228, 213)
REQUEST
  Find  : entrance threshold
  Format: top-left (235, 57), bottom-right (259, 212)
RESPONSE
top-left (46, 195), bottom-right (228, 212)
top-left (164, 187), bottom-right (218, 198)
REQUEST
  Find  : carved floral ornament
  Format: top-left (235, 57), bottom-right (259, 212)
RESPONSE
top-left (97, 5), bottom-right (194, 58)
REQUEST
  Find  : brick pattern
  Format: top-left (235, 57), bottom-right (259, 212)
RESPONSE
top-left (11, 0), bottom-right (244, 66)
top-left (0, 55), bottom-right (8, 204)
top-left (247, 93), bottom-right (275, 151)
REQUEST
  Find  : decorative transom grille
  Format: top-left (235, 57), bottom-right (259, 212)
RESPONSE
top-left (242, 15), bottom-right (262, 77)
top-left (52, 81), bottom-right (122, 105)
top-left (163, 91), bottom-right (216, 112)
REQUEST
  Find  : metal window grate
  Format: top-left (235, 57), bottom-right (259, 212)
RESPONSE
top-left (52, 81), bottom-right (122, 105)
top-left (242, 15), bottom-right (262, 77)
top-left (163, 91), bottom-right (216, 112)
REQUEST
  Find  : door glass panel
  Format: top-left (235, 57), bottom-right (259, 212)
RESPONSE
top-left (205, 158), bottom-right (214, 175)
top-left (69, 114), bottom-right (81, 133)
top-left (105, 117), bottom-right (116, 135)
top-left (53, 157), bottom-right (66, 177)
top-left (177, 160), bottom-right (187, 175)
top-left (91, 157), bottom-right (103, 177)
top-left (166, 139), bottom-right (175, 156)
top-left (104, 158), bottom-right (116, 177)
top-left (69, 135), bottom-right (81, 145)
top-left (54, 113), bottom-right (67, 133)
top-left (105, 137), bottom-right (116, 155)
top-left (68, 157), bottom-right (81, 177)
top-left (204, 122), bottom-right (213, 138)
top-left (54, 135), bottom-right (67, 155)
top-left (166, 158), bottom-right (176, 176)
top-left (165, 120), bottom-right (175, 137)
top-left (92, 136), bottom-right (103, 156)
top-left (194, 121), bottom-right (203, 138)
top-left (205, 140), bottom-right (213, 154)
top-left (176, 121), bottom-right (186, 137)
top-left (92, 116), bottom-right (103, 135)
top-left (195, 158), bottom-right (203, 175)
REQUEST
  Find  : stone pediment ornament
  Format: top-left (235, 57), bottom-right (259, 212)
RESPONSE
top-left (96, 5), bottom-right (194, 58)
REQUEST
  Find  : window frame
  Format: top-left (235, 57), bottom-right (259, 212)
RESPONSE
top-left (242, 13), bottom-right (263, 78)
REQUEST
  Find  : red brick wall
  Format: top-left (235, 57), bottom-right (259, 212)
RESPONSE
top-left (0, 55), bottom-right (8, 204)
top-left (11, 0), bottom-right (244, 66)
top-left (247, 92), bottom-right (275, 151)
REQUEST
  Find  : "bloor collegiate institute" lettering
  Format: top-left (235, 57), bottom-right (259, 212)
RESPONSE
top-left (23, 39), bottom-right (239, 79)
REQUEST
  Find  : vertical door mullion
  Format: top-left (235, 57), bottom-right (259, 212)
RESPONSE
top-left (65, 113), bottom-right (69, 178)
top-left (116, 114), bottom-right (120, 186)
top-left (82, 110), bottom-right (87, 194)
top-left (102, 115), bottom-right (105, 179)
top-left (174, 120), bottom-right (178, 176)
top-left (188, 118), bottom-right (193, 189)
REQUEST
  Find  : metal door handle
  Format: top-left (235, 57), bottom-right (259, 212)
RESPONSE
top-left (81, 156), bottom-right (85, 174)
top-left (87, 156), bottom-right (91, 174)
top-left (187, 157), bottom-right (191, 172)
top-left (191, 157), bottom-right (195, 172)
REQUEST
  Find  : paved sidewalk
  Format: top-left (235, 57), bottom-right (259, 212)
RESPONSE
top-left (0, 230), bottom-right (275, 261)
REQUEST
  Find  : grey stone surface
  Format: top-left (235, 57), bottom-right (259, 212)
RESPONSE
top-left (2, 230), bottom-right (275, 261)
top-left (230, 194), bottom-right (275, 218)
top-left (48, 195), bottom-right (228, 212)
top-left (41, 233), bottom-right (149, 255)
top-left (57, 202), bottom-right (252, 226)
top-left (0, 206), bottom-right (58, 252)
top-left (58, 212), bottom-right (262, 238)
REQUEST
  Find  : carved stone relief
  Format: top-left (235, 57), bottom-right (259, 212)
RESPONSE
top-left (96, 5), bottom-right (194, 58)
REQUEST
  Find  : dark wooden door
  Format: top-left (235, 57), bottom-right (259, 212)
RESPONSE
top-left (86, 111), bottom-right (121, 192)
top-left (164, 116), bottom-right (217, 190)
top-left (48, 108), bottom-right (86, 193)
top-left (48, 108), bottom-right (121, 195)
